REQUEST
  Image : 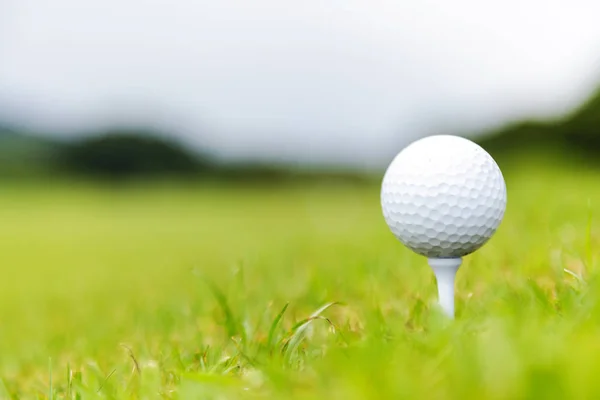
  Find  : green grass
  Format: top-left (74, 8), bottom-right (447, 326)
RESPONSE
top-left (0, 157), bottom-right (599, 399)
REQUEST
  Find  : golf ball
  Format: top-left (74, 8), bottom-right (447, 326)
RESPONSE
top-left (381, 135), bottom-right (506, 258)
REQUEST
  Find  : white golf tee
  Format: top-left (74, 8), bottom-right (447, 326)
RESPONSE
top-left (428, 257), bottom-right (462, 318)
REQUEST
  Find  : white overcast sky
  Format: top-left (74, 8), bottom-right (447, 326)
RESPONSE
top-left (1, 0), bottom-right (600, 167)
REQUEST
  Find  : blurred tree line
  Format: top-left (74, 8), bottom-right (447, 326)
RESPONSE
top-left (0, 86), bottom-right (599, 181)
top-left (476, 87), bottom-right (600, 160)
top-left (59, 132), bottom-right (205, 178)
top-left (0, 126), bottom-right (369, 183)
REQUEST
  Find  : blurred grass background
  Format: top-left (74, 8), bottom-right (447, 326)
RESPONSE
top-left (0, 86), bottom-right (598, 398)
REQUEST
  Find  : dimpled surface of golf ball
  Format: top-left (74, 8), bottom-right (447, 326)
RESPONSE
top-left (381, 135), bottom-right (507, 258)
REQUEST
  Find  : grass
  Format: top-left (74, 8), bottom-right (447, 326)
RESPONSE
top-left (0, 155), bottom-right (599, 398)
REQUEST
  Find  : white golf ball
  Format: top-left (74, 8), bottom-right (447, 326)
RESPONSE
top-left (381, 135), bottom-right (507, 258)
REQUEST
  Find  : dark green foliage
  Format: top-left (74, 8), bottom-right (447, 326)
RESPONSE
top-left (0, 125), bottom-right (60, 177)
top-left (58, 129), bottom-right (208, 179)
top-left (0, 125), bottom-right (372, 182)
top-left (476, 87), bottom-right (600, 161)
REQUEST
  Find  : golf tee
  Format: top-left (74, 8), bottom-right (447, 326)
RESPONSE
top-left (428, 257), bottom-right (462, 318)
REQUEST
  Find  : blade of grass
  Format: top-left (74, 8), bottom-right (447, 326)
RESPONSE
top-left (48, 357), bottom-right (52, 400)
top-left (67, 363), bottom-right (71, 400)
top-left (281, 302), bottom-right (341, 363)
top-left (205, 279), bottom-right (246, 343)
top-left (267, 303), bottom-right (289, 352)
top-left (97, 369), bottom-right (117, 394)
top-left (586, 198), bottom-right (593, 270)
top-left (73, 370), bottom-right (83, 400)
top-left (0, 377), bottom-right (11, 399)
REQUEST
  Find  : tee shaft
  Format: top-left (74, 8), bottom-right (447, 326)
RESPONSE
top-left (428, 257), bottom-right (462, 318)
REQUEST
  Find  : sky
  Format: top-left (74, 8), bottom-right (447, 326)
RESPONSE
top-left (1, 0), bottom-right (600, 167)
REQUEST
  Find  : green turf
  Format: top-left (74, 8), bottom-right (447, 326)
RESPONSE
top-left (0, 157), bottom-right (599, 399)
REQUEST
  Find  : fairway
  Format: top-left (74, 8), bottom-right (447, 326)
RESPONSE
top-left (1, 157), bottom-right (599, 399)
